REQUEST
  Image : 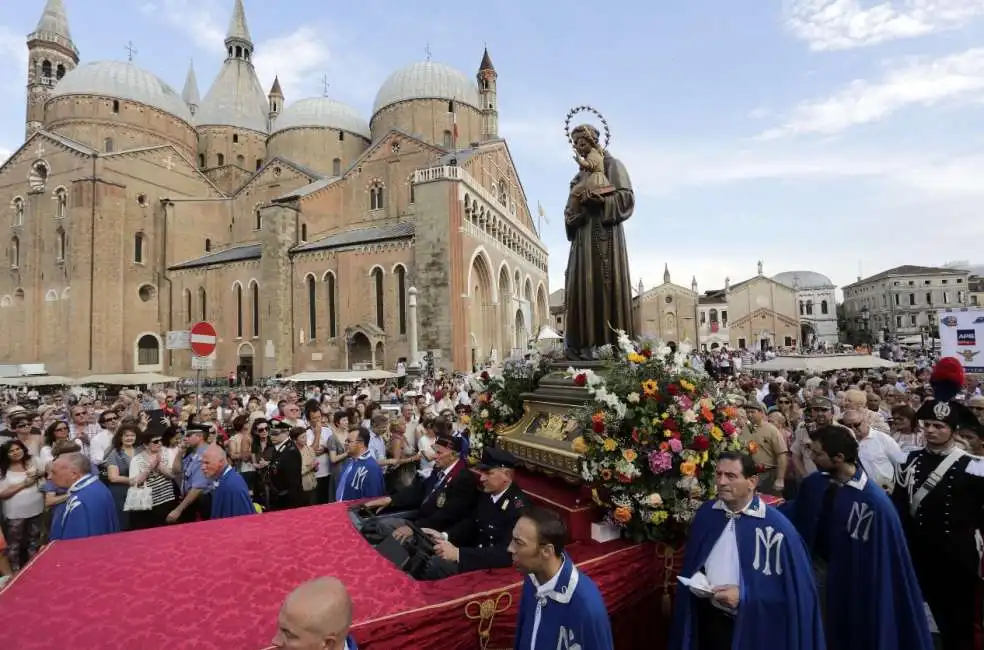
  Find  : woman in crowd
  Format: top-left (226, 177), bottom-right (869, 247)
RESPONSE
top-left (291, 426), bottom-right (318, 506)
top-left (227, 414), bottom-right (256, 494)
top-left (416, 418), bottom-right (437, 478)
top-left (39, 419), bottom-right (72, 470)
top-left (0, 439), bottom-right (44, 572)
top-left (251, 418), bottom-right (273, 508)
top-left (104, 422), bottom-right (141, 530)
top-left (126, 431), bottom-right (178, 530)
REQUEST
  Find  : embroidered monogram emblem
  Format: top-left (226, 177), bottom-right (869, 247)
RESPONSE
top-left (556, 626), bottom-right (582, 650)
top-left (847, 501), bottom-right (875, 542)
top-left (753, 526), bottom-right (784, 576)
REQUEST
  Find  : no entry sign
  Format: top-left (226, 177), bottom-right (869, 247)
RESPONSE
top-left (189, 321), bottom-right (217, 357)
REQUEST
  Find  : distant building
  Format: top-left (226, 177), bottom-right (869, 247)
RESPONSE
top-left (842, 265), bottom-right (970, 341)
top-left (549, 288), bottom-right (566, 335)
top-left (698, 287), bottom-right (729, 350)
top-left (633, 265), bottom-right (699, 345)
top-left (772, 270), bottom-right (838, 346)
top-left (726, 262), bottom-right (800, 351)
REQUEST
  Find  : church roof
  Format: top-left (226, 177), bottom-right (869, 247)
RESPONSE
top-left (479, 48), bottom-right (495, 72)
top-left (30, 0), bottom-right (77, 55)
top-left (182, 61), bottom-right (200, 108)
top-left (196, 59), bottom-right (270, 133)
top-left (51, 60), bottom-right (192, 123)
top-left (225, 0), bottom-right (252, 45)
top-left (292, 222), bottom-right (414, 254)
top-left (772, 270), bottom-right (835, 290)
top-left (372, 61), bottom-right (480, 117)
top-left (169, 243), bottom-right (262, 271)
top-left (272, 97), bottom-right (370, 139)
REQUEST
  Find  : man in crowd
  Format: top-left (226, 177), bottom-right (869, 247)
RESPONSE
top-left (336, 427), bottom-right (385, 502)
top-left (167, 423), bottom-right (213, 523)
top-left (272, 576), bottom-right (358, 650)
top-left (893, 358), bottom-right (984, 650)
top-left (838, 408), bottom-right (904, 490)
top-left (782, 424), bottom-right (932, 649)
top-left (49, 452), bottom-right (119, 541)
top-left (364, 424), bottom-right (477, 543)
top-left (741, 402), bottom-right (788, 495)
top-left (789, 396), bottom-right (835, 482)
top-left (670, 451), bottom-right (824, 650)
top-left (419, 448), bottom-right (526, 579)
top-left (511, 507), bottom-right (614, 650)
top-left (202, 444), bottom-right (255, 519)
top-left (268, 420), bottom-right (305, 510)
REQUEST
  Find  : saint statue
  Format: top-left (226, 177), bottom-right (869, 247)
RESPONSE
top-left (563, 121), bottom-right (634, 359)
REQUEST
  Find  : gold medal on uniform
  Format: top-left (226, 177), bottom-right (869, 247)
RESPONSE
top-left (437, 493), bottom-right (447, 508)
top-left (501, 498), bottom-right (509, 511)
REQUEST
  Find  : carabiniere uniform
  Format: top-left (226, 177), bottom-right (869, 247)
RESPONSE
top-left (892, 398), bottom-right (984, 649)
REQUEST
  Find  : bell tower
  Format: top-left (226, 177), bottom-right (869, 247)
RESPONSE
top-left (477, 47), bottom-right (498, 140)
top-left (26, 0), bottom-right (79, 139)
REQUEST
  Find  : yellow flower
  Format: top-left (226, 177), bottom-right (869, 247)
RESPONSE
top-left (680, 461), bottom-right (697, 477)
top-left (603, 438), bottom-right (618, 452)
top-left (648, 510), bottom-right (669, 525)
top-left (680, 379), bottom-right (695, 392)
top-left (664, 428), bottom-right (673, 438)
top-left (622, 449), bottom-right (638, 462)
top-left (661, 412), bottom-right (669, 420)
top-left (710, 426), bottom-right (724, 442)
top-left (641, 379), bottom-right (659, 397)
top-left (572, 436), bottom-right (588, 454)
top-left (627, 352), bottom-right (646, 363)
top-left (700, 451), bottom-right (709, 466)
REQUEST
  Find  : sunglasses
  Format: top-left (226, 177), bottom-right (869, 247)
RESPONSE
top-left (149, 438), bottom-right (163, 444)
top-left (256, 426), bottom-right (269, 432)
top-left (102, 416), bottom-right (118, 423)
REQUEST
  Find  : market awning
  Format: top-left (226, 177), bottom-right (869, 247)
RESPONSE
top-left (745, 355), bottom-right (897, 373)
top-left (281, 370), bottom-right (397, 383)
top-left (0, 375), bottom-right (77, 386)
top-left (74, 373), bottom-right (182, 385)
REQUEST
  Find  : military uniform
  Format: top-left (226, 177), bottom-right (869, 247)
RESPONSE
top-left (268, 423), bottom-right (305, 511)
top-left (892, 392), bottom-right (984, 650)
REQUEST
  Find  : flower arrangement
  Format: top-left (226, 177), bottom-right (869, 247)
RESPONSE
top-left (469, 355), bottom-right (551, 459)
top-left (570, 332), bottom-right (745, 543)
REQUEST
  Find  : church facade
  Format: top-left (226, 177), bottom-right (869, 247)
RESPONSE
top-left (0, 0), bottom-right (550, 380)
top-left (633, 265), bottom-right (699, 345)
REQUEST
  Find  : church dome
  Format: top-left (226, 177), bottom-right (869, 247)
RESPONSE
top-left (273, 97), bottom-right (370, 139)
top-left (195, 59), bottom-right (269, 133)
top-left (773, 270), bottom-right (835, 290)
top-left (372, 61), bottom-right (480, 117)
top-left (51, 60), bottom-right (192, 123)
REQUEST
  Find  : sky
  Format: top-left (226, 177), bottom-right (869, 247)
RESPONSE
top-left (2, 0), bottom-right (984, 297)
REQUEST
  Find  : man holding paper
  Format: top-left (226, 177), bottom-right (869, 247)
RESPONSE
top-left (669, 451), bottom-right (825, 650)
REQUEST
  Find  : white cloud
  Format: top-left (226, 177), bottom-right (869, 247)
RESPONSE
top-left (140, 0), bottom-right (226, 54)
top-left (762, 47), bottom-right (984, 137)
top-left (784, 0), bottom-right (984, 51)
top-left (252, 27), bottom-right (332, 98)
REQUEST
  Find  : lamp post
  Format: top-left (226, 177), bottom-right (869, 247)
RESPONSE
top-left (860, 306), bottom-right (870, 347)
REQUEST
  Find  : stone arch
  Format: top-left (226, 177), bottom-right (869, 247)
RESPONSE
top-left (348, 331), bottom-right (372, 368)
top-left (134, 332), bottom-right (163, 371)
top-left (61, 286), bottom-right (70, 300)
top-left (44, 289), bottom-right (58, 302)
top-left (497, 263), bottom-right (512, 358)
top-left (237, 341), bottom-right (255, 357)
top-left (467, 246), bottom-right (497, 303)
top-left (0, 295), bottom-right (11, 308)
top-left (468, 249), bottom-right (495, 366)
top-left (535, 282), bottom-right (548, 330)
top-left (513, 270), bottom-right (521, 295)
top-left (523, 276), bottom-right (533, 304)
top-left (514, 308), bottom-right (527, 352)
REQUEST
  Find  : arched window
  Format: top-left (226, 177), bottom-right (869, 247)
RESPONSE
top-left (497, 179), bottom-right (507, 205)
top-left (235, 284), bottom-right (243, 338)
top-left (199, 154), bottom-right (205, 168)
top-left (806, 300), bottom-right (814, 316)
top-left (448, 100), bottom-right (455, 113)
top-left (255, 159), bottom-right (262, 171)
top-left (112, 100), bottom-right (119, 114)
top-left (137, 334), bottom-right (160, 366)
top-left (56, 64), bottom-right (65, 80)
top-left (199, 287), bottom-right (207, 320)
top-left (10, 236), bottom-right (19, 267)
top-left (254, 205), bottom-right (262, 230)
top-left (369, 184), bottom-right (384, 211)
top-left (12, 197), bottom-right (23, 226)
top-left (251, 282), bottom-right (260, 337)
top-left (184, 289), bottom-right (192, 323)
top-left (41, 60), bottom-right (52, 81)
top-left (799, 300), bottom-right (805, 315)
top-left (407, 175), bottom-right (416, 204)
top-left (709, 308), bottom-right (718, 323)
top-left (54, 187), bottom-right (67, 218)
top-left (204, 238), bottom-right (212, 252)
top-left (326, 272), bottom-right (337, 338)
top-left (217, 153), bottom-right (224, 166)
top-left (821, 300), bottom-right (829, 315)
top-left (104, 138), bottom-right (114, 153)
top-left (300, 223), bottom-right (307, 241)
top-left (332, 158), bottom-right (341, 176)
top-left (55, 228), bottom-right (65, 261)
top-left (307, 275), bottom-right (317, 339)
top-left (443, 130), bottom-right (452, 148)
top-left (133, 232), bottom-right (144, 263)
top-left (372, 267), bottom-right (384, 329)
top-left (396, 265), bottom-right (407, 334)
top-left (236, 154), bottom-right (244, 167)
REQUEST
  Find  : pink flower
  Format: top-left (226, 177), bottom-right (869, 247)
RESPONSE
top-left (722, 421), bottom-right (737, 435)
top-left (648, 450), bottom-right (673, 474)
top-left (677, 396), bottom-right (694, 411)
top-left (668, 438), bottom-right (683, 454)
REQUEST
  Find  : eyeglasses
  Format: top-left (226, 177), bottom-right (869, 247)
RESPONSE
top-left (256, 426), bottom-right (269, 432)
top-left (149, 439), bottom-right (163, 444)
top-left (102, 416), bottom-right (118, 423)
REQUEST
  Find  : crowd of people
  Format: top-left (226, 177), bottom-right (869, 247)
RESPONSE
top-left (2, 349), bottom-right (984, 649)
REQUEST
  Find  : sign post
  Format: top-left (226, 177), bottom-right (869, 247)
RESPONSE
top-left (189, 322), bottom-right (217, 415)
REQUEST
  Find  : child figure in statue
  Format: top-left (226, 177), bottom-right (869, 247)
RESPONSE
top-left (565, 127), bottom-right (615, 217)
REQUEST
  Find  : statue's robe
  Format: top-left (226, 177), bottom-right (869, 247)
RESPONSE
top-left (564, 151), bottom-right (634, 357)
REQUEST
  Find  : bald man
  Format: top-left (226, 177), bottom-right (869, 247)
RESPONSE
top-left (273, 577), bottom-right (357, 650)
top-left (49, 452), bottom-right (119, 540)
top-left (202, 444), bottom-right (254, 519)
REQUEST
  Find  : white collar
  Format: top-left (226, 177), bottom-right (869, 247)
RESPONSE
top-left (69, 474), bottom-right (98, 493)
top-left (841, 466), bottom-right (868, 491)
top-left (491, 487), bottom-right (509, 503)
top-left (220, 465), bottom-right (232, 479)
top-left (440, 460), bottom-right (458, 477)
top-left (712, 494), bottom-right (767, 519)
top-left (275, 438), bottom-right (290, 452)
top-left (530, 554), bottom-right (579, 605)
top-left (356, 451), bottom-right (372, 461)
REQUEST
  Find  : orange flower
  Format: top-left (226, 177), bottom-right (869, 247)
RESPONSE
top-left (622, 449), bottom-right (638, 462)
top-left (642, 380), bottom-right (659, 398)
top-left (613, 506), bottom-right (633, 524)
top-left (723, 406), bottom-right (739, 419)
top-left (680, 461), bottom-right (697, 477)
top-left (659, 441), bottom-right (670, 452)
top-left (701, 406), bottom-right (714, 423)
top-left (747, 440), bottom-right (759, 455)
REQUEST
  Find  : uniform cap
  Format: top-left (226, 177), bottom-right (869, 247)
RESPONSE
top-left (477, 448), bottom-right (518, 471)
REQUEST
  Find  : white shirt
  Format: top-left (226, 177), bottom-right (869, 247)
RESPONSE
top-left (490, 487), bottom-right (509, 504)
top-left (0, 464), bottom-right (44, 520)
top-left (88, 429), bottom-right (113, 466)
top-left (858, 428), bottom-right (905, 488)
top-left (417, 434), bottom-right (436, 477)
top-left (702, 497), bottom-right (767, 613)
top-left (306, 426), bottom-right (332, 479)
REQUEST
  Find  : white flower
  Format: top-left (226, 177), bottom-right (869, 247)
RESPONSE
top-left (682, 409), bottom-right (698, 423)
top-left (678, 341), bottom-right (693, 357)
top-left (627, 392), bottom-right (640, 404)
top-left (480, 409), bottom-right (489, 418)
top-left (616, 330), bottom-right (636, 355)
top-left (657, 345), bottom-right (672, 358)
top-left (500, 405), bottom-right (513, 418)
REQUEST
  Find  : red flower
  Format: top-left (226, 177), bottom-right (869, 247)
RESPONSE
top-left (481, 371), bottom-right (490, 381)
top-left (690, 435), bottom-right (710, 451)
top-left (641, 348), bottom-right (652, 359)
top-left (573, 373), bottom-right (587, 387)
top-left (616, 473), bottom-right (633, 484)
top-left (667, 383), bottom-right (680, 396)
top-left (631, 428), bottom-right (641, 443)
top-left (592, 419), bottom-right (605, 433)
top-left (663, 417), bottom-right (678, 431)
top-left (484, 420), bottom-right (494, 431)
top-left (721, 421), bottom-right (736, 435)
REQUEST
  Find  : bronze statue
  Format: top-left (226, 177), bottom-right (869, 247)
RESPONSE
top-left (562, 107), bottom-right (635, 360)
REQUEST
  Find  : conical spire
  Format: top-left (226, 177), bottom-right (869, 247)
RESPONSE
top-left (269, 76), bottom-right (283, 97)
top-left (30, 0), bottom-right (77, 56)
top-left (663, 263), bottom-right (671, 284)
top-left (225, 0), bottom-right (253, 46)
top-left (638, 277), bottom-right (644, 295)
top-left (479, 47), bottom-right (495, 72)
top-left (182, 60), bottom-right (200, 116)
top-left (691, 275), bottom-right (698, 292)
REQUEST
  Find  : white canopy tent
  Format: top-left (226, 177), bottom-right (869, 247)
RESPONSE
top-left (74, 373), bottom-right (182, 385)
top-left (281, 370), bottom-right (398, 383)
top-left (746, 355), bottom-right (897, 373)
top-left (0, 375), bottom-right (77, 386)
top-left (537, 326), bottom-right (562, 341)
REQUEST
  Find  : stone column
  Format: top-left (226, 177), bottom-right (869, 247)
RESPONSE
top-left (407, 286), bottom-right (420, 371)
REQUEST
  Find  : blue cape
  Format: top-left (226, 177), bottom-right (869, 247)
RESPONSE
top-left (335, 454), bottom-right (385, 501)
top-left (514, 553), bottom-right (614, 650)
top-left (211, 466), bottom-right (255, 519)
top-left (669, 496), bottom-right (826, 650)
top-left (782, 469), bottom-right (933, 650)
top-left (51, 475), bottom-right (120, 541)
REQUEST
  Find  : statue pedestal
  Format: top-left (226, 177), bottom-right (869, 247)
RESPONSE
top-left (497, 361), bottom-right (603, 483)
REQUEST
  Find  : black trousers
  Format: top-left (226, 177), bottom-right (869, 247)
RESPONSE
top-left (920, 567), bottom-right (980, 650)
top-left (178, 493), bottom-right (212, 523)
top-left (695, 599), bottom-right (735, 650)
top-left (316, 476), bottom-right (333, 504)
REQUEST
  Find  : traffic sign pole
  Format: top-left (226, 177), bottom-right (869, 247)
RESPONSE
top-left (189, 322), bottom-right (217, 418)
